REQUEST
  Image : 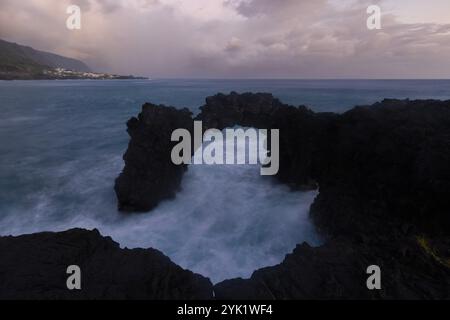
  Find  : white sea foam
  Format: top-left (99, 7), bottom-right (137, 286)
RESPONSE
top-left (0, 130), bottom-right (322, 283)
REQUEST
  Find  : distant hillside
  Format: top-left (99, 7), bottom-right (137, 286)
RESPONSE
top-left (0, 39), bottom-right (147, 80)
top-left (0, 39), bottom-right (90, 79)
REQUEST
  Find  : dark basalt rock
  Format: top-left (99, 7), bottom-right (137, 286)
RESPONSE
top-left (196, 92), bottom-right (335, 188)
top-left (310, 99), bottom-right (450, 237)
top-left (115, 93), bottom-right (327, 212)
top-left (114, 103), bottom-right (193, 212)
top-left (8, 92), bottom-right (444, 299)
top-left (0, 228), bottom-right (213, 299)
top-left (214, 236), bottom-right (450, 299)
top-left (196, 94), bottom-right (450, 236)
top-left (195, 92), bottom-right (287, 130)
top-left (0, 229), bottom-right (447, 299)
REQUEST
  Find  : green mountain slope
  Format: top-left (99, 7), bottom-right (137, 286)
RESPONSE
top-left (0, 39), bottom-right (90, 79)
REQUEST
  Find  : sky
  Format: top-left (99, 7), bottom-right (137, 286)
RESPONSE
top-left (0, 0), bottom-right (449, 78)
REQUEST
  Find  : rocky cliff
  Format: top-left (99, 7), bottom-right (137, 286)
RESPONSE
top-left (0, 229), bottom-right (212, 299)
top-left (1, 93), bottom-right (449, 299)
top-left (114, 103), bottom-right (193, 212)
top-left (115, 93), bottom-right (450, 237)
top-left (0, 228), bottom-right (447, 299)
top-left (113, 93), bottom-right (450, 299)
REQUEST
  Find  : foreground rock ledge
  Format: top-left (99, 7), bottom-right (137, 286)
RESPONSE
top-left (0, 229), bottom-right (212, 299)
top-left (0, 228), bottom-right (448, 299)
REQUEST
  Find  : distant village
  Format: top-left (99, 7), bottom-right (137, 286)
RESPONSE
top-left (43, 68), bottom-right (147, 80)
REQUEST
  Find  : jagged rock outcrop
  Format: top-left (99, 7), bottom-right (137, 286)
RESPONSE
top-left (66, 93), bottom-right (450, 299)
top-left (194, 94), bottom-right (450, 236)
top-left (310, 99), bottom-right (450, 237)
top-left (195, 92), bottom-right (334, 188)
top-left (0, 228), bottom-right (213, 299)
top-left (0, 229), bottom-right (447, 299)
top-left (115, 103), bottom-right (193, 212)
top-left (214, 235), bottom-right (450, 299)
top-left (114, 92), bottom-right (331, 212)
top-left (118, 93), bottom-right (449, 235)
top-left (196, 94), bottom-right (450, 299)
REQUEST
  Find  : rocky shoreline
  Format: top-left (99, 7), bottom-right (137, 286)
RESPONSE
top-left (0, 93), bottom-right (449, 299)
top-left (0, 229), bottom-right (212, 299)
top-left (116, 93), bottom-right (449, 235)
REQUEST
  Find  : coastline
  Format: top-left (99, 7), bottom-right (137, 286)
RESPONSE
top-left (0, 93), bottom-right (448, 299)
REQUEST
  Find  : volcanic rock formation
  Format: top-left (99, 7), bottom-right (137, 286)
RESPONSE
top-left (1, 93), bottom-right (449, 299)
top-left (113, 93), bottom-right (450, 299)
top-left (114, 103), bottom-right (193, 212)
top-left (115, 93), bottom-right (450, 237)
top-left (0, 228), bottom-right (213, 299)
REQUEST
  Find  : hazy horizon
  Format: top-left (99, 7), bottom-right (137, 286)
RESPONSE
top-left (1, 0), bottom-right (450, 79)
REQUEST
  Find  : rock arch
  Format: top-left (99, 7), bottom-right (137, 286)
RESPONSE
top-left (114, 92), bottom-right (324, 213)
top-left (114, 93), bottom-right (450, 237)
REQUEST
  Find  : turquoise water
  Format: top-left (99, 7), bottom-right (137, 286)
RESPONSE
top-left (1, 79), bottom-right (449, 282)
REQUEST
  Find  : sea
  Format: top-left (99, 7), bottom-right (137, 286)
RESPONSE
top-left (1, 79), bottom-right (449, 282)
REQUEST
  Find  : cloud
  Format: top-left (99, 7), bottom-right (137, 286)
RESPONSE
top-left (226, 0), bottom-right (326, 18)
top-left (1, 0), bottom-right (450, 78)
